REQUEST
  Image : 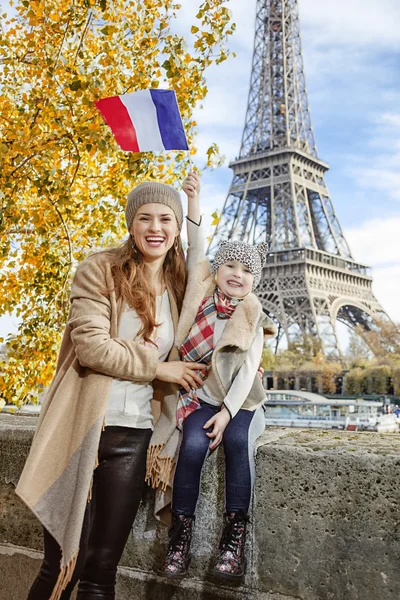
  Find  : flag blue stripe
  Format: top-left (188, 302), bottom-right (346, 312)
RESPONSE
top-left (149, 89), bottom-right (189, 151)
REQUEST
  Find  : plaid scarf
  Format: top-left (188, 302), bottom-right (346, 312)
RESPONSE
top-left (176, 287), bottom-right (240, 429)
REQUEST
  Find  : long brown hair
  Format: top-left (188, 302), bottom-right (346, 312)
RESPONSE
top-left (107, 236), bottom-right (187, 344)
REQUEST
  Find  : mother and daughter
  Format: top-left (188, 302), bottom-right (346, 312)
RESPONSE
top-left (17, 172), bottom-right (276, 599)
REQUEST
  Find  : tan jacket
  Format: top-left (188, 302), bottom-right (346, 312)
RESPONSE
top-left (16, 251), bottom-right (179, 600)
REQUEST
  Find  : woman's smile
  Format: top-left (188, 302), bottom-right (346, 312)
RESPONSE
top-left (145, 235), bottom-right (166, 248)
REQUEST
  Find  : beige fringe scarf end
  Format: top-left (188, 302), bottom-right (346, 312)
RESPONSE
top-left (146, 444), bottom-right (175, 492)
top-left (49, 550), bottom-right (79, 600)
top-left (47, 420), bottom-right (106, 600)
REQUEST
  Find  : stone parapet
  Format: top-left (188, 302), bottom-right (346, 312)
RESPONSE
top-left (1, 414), bottom-right (400, 600)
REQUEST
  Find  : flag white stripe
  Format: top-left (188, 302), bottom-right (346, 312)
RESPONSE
top-left (120, 90), bottom-right (166, 152)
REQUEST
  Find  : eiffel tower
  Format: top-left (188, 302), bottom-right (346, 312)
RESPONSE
top-left (208, 0), bottom-right (387, 358)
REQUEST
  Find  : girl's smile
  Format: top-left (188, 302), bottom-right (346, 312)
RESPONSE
top-left (216, 261), bottom-right (254, 298)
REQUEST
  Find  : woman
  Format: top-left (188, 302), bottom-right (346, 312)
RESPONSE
top-left (17, 173), bottom-right (204, 600)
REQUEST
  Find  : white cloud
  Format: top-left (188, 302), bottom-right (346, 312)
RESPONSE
top-left (300, 0), bottom-right (400, 51)
top-left (345, 216), bottom-right (400, 321)
top-left (372, 265), bottom-right (400, 322)
top-left (350, 167), bottom-right (400, 202)
top-left (345, 111), bottom-right (400, 202)
top-left (192, 59), bottom-right (250, 128)
top-left (346, 216), bottom-right (400, 268)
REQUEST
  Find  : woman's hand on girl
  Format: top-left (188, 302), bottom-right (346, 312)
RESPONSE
top-left (204, 407), bottom-right (231, 451)
top-left (155, 361), bottom-right (206, 393)
top-left (183, 171), bottom-right (201, 202)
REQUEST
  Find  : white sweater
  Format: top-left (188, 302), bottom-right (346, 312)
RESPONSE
top-left (105, 291), bottom-right (174, 429)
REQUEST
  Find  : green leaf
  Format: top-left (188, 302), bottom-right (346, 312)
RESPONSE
top-left (69, 80), bottom-right (82, 91)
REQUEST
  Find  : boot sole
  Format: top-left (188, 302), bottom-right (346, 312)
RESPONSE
top-left (211, 570), bottom-right (244, 585)
top-left (157, 570), bottom-right (188, 580)
top-left (211, 559), bottom-right (246, 586)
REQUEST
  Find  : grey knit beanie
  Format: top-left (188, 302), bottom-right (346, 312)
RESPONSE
top-left (125, 181), bottom-right (183, 230)
top-left (211, 240), bottom-right (269, 289)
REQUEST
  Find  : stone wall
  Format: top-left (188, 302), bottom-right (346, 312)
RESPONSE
top-left (1, 414), bottom-right (400, 600)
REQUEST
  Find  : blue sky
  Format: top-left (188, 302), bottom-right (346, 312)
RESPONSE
top-left (1, 0), bottom-right (400, 340)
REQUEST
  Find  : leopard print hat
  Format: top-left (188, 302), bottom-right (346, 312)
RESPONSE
top-left (211, 240), bottom-right (269, 290)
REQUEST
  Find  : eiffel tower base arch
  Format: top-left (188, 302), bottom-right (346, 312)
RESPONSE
top-left (257, 247), bottom-right (387, 358)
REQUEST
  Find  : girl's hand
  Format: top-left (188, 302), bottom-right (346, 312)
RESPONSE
top-left (204, 407), bottom-right (231, 451)
top-left (183, 171), bottom-right (200, 202)
top-left (155, 361), bottom-right (206, 393)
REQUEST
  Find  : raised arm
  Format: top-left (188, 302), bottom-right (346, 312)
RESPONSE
top-left (183, 171), bottom-right (205, 268)
top-left (184, 171), bottom-right (201, 225)
top-left (68, 256), bottom-right (159, 382)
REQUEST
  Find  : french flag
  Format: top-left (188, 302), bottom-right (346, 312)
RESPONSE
top-left (95, 89), bottom-right (189, 153)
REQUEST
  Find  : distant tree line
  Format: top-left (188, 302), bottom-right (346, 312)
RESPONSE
top-left (262, 320), bottom-right (400, 397)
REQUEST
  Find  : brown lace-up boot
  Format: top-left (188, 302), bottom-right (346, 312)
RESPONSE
top-left (158, 514), bottom-right (194, 579)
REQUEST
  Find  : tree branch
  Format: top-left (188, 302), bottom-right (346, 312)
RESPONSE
top-left (74, 11), bottom-right (93, 65)
top-left (53, 17), bottom-right (71, 71)
top-left (9, 154), bottom-right (37, 177)
top-left (4, 229), bottom-right (35, 235)
top-left (66, 133), bottom-right (81, 187)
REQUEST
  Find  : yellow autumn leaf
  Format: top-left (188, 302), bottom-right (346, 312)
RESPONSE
top-left (211, 210), bottom-right (221, 226)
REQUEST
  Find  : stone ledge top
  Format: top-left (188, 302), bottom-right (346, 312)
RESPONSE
top-left (1, 413), bottom-right (400, 456)
top-left (0, 414), bottom-right (38, 431)
top-left (257, 427), bottom-right (400, 456)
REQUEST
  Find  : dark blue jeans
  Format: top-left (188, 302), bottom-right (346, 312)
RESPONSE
top-left (172, 401), bottom-right (265, 516)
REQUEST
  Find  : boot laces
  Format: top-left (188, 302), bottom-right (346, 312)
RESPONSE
top-left (169, 518), bottom-right (191, 553)
top-left (222, 517), bottom-right (246, 555)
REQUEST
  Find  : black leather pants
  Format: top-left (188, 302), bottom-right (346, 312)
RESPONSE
top-left (27, 426), bottom-right (152, 600)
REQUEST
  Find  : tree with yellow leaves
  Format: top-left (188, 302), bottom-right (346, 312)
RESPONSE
top-left (0, 0), bottom-right (235, 404)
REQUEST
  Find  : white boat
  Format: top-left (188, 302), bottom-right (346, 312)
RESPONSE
top-left (263, 390), bottom-right (387, 431)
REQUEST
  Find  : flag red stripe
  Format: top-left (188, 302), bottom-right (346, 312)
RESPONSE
top-left (95, 96), bottom-right (140, 152)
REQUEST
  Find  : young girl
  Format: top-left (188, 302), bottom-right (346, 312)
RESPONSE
top-left (147, 237), bottom-right (276, 584)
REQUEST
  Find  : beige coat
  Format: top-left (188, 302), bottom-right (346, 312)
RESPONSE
top-left (16, 251), bottom-right (179, 600)
top-left (146, 258), bottom-right (276, 523)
